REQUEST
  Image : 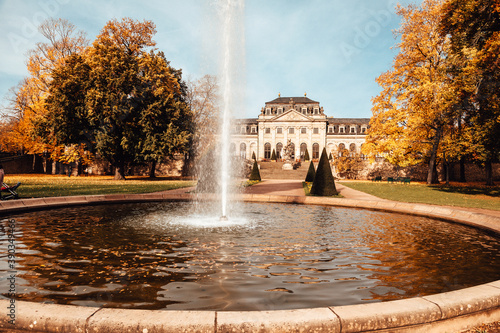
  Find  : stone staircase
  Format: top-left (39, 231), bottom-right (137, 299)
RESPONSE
top-left (258, 161), bottom-right (311, 180)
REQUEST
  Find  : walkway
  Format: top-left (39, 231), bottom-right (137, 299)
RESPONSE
top-left (243, 179), bottom-right (385, 201)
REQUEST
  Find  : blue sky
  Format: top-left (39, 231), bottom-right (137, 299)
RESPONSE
top-left (0, 0), bottom-right (415, 119)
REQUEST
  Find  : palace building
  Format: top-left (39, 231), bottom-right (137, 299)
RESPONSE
top-left (232, 94), bottom-right (370, 161)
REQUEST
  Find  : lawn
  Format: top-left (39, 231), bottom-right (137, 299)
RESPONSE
top-left (339, 181), bottom-right (500, 211)
top-left (2, 174), bottom-right (196, 198)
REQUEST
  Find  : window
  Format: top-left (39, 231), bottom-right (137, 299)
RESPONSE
top-left (338, 143), bottom-right (345, 157)
top-left (265, 128), bottom-right (271, 134)
top-left (313, 128), bottom-right (319, 134)
top-left (240, 127), bottom-right (246, 134)
top-left (289, 127), bottom-right (294, 134)
top-left (361, 127), bottom-right (367, 134)
top-left (339, 127), bottom-right (345, 133)
top-left (350, 126), bottom-right (356, 133)
top-left (312, 143), bottom-right (320, 159)
top-left (240, 143), bottom-right (246, 159)
top-left (277, 127), bottom-right (283, 134)
top-left (350, 143), bottom-right (356, 157)
top-left (264, 143), bottom-right (271, 159)
top-left (328, 126), bottom-right (334, 133)
top-left (301, 127), bottom-right (307, 134)
top-left (300, 143), bottom-right (308, 160)
top-left (302, 108), bottom-right (307, 114)
top-left (276, 142), bottom-right (283, 159)
top-left (251, 127), bottom-right (257, 133)
top-left (266, 108), bottom-right (271, 115)
top-left (314, 108), bottom-right (319, 114)
top-left (278, 108), bottom-right (283, 114)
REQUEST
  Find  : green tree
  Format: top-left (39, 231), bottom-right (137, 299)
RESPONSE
top-left (45, 18), bottom-right (192, 180)
top-left (441, 0), bottom-right (500, 185)
top-left (271, 149), bottom-right (276, 161)
top-left (305, 160), bottom-right (315, 182)
top-left (304, 148), bottom-right (310, 161)
top-left (311, 148), bottom-right (338, 196)
top-left (249, 160), bottom-right (261, 181)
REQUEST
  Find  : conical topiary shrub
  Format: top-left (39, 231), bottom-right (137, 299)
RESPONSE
top-left (252, 151), bottom-right (256, 160)
top-left (304, 148), bottom-right (310, 161)
top-left (310, 148), bottom-right (338, 196)
top-left (305, 160), bottom-right (315, 182)
top-left (328, 152), bottom-right (333, 160)
top-left (249, 160), bottom-right (261, 181)
top-left (271, 149), bottom-right (276, 161)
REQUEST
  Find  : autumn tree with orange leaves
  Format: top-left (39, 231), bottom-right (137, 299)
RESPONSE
top-left (363, 0), bottom-right (455, 184)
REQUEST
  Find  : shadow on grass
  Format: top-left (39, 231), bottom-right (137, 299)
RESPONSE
top-left (431, 185), bottom-right (500, 197)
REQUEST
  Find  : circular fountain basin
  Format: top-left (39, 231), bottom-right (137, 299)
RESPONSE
top-left (0, 193), bottom-right (499, 332)
top-left (1, 200), bottom-right (500, 312)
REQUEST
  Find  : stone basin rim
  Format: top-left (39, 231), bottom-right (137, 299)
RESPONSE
top-left (1, 192), bottom-right (499, 332)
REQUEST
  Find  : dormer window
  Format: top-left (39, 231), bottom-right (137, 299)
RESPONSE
top-left (350, 126), bottom-right (356, 133)
top-left (314, 108), bottom-right (319, 115)
top-left (302, 108), bottom-right (307, 114)
top-left (339, 127), bottom-right (345, 133)
top-left (328, 126), bottom-right (334, 133)
top-left (361, 127), bottom-right (367, 134)
top-left (241, 126), bottom-right (246, 134)
top-left (278, 108), bottom-right (283, 114)
top-left (251, 127), bottom-right (257, 133)
top-left (266, 108), bottom-right (271, 115)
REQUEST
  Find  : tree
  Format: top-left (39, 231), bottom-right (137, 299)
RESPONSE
top-left (304, 148), bottom-right (310, 161)
top-left (305, 160), bottom-right (315, 182)
top-left (8, 19), bottom-right (88, 168)
top-left (364, 0), bottom-right (454, 184)
top-left (334, 148), bottom-right (364, 179)
top-left (271, 149), bottom-right (276, 161)
top-left (44, 18), bottom-right (192, 180)
top-left (310, 148), bottom-right (338, 196)
top-left (252, 151), bottom-right (256, 160)
top-left (185, 75), bottom-right (220, 176)
top-left (441, 0), bottom-right (500, 185)
top-left (249, 160), bottom-right (261, 181)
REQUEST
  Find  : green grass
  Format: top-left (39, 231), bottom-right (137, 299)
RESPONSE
top-left (2, 174), bottom-right (195, 198)
top-left (340, 181), bottom-right (500, 211)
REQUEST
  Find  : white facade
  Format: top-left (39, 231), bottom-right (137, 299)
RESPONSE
top-left (232, 95), bottom-right (370, 161)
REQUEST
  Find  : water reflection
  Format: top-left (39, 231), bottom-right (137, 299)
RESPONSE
top-left (0, 202), bottom-right (499, 310)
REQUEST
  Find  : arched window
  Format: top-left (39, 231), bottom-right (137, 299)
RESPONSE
top-left (264, 143), bottom-right (271, 159)
top-left (312, 143), bottom-right (320, 159)
top-left (240, 143), bottom-right (246, 159)
top-left (300, 143), bottom-right (307, 160)
top-left (276, 142), bottom-right (283, 160)
top-left (349, 143), bottom-right (356, 157)
top-left (338, 143), bottom-right (345, 157)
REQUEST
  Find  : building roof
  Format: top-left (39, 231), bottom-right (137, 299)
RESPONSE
top-left (327, 117), bottom-right (371, 124)
top-left (266, 96), bottom-right (319, 104)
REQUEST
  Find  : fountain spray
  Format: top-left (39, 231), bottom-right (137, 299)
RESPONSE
top-left (217, 0), bottom-right (245, 220)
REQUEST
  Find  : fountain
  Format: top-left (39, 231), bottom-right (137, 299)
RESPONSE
top-left (1, 0), bottom-right (500, 331)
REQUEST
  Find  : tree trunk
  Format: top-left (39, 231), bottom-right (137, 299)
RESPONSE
top-left (427, 128), bottom-right (442, 185)
top-left (52, 161), bottom-right (58, 175)
top-left (485, 160), bottom-right (494, 186)
top-left (459, 157), bottom-right (466, 182)
top-left (149, 161), bottom-right (157, 178)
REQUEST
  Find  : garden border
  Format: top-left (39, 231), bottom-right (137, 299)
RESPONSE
top-left (1, 192), bottom-right (499, 332)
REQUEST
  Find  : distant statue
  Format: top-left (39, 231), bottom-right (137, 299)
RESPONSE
top-left (283, 139), bottom-right (293, 162)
